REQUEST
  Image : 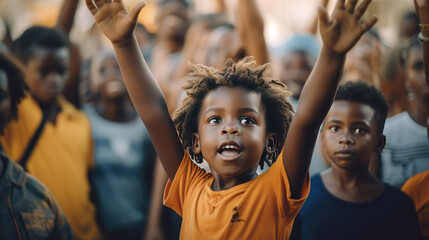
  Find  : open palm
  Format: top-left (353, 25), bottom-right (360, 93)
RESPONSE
top-left (86, 0), bottom-right (145, 45)
top-left (319, 0), bottom-right (377, 54)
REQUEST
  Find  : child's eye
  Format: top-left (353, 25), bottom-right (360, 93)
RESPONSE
top-left (354, 128), bottom-right (367, 134)
top-left (240, 117), bottom-right (255, 125)
top-left (329, 126), bottom-right (340, 132)
top-left (208, 116), bottom-right (222, 124)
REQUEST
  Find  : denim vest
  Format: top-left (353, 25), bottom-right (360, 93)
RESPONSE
top-left (0, 153), bottom-right (73, 240)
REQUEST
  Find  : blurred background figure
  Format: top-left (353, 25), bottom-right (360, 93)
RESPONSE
top-left (83, 49), bottom-right (157, 240)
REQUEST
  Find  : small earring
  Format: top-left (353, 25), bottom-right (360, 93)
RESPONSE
top-left (194, 153), bottom-right (203, 164)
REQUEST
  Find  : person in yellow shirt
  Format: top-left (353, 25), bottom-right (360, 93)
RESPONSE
top-left (85, 0), bottom-right (377, 238)
top-left (1, 26), bottom-right (101, 240)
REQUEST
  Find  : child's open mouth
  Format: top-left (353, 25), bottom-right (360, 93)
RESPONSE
top-left (218, 143), bottom-right (242, 159)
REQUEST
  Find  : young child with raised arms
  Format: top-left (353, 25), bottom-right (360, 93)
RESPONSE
top-left (85, 0), bottom-right (377, 238)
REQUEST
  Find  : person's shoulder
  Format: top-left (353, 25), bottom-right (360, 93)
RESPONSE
top-left (402, 170), bottom-right (429, 192)
top-left (384, 112), bottom-right (410, 128)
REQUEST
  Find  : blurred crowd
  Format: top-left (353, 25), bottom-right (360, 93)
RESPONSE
top-left (0, 0), bottom-right (428, 239)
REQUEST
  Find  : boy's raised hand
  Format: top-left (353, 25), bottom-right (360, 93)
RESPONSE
top-left (318, 0), bottom-right (377, 54)
top-left (85, 0), bottom-right (145, 46)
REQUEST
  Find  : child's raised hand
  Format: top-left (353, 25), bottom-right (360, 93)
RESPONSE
top-left (85, 0), bottom-right (145, 46)
top-left (318, 0), bottom-right (377, 54)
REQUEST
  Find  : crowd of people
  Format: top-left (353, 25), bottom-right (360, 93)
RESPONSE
top-left (0, 0), bottom-right (428, 239)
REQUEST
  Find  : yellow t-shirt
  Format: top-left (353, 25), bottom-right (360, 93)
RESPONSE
top-left (164, 151), bottom-right (310, 240)
top-left (402, 170), bottom-right (429, 239)
top-left (1, 95), bottom-right (101, 240)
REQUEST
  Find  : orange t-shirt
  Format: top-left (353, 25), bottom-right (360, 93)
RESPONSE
top-left (402, 170), bottom-right (429, 238)
top-left (1, 95), bottom-right (101, 240)
top-left (164, 151), bottom-right (310, 240)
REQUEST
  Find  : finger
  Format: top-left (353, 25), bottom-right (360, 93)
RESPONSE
top-left (359, 15), bottom-right (378, 36)
top-left (335, 0), bottom-right (345, 10)
top-left (345, 0), bottom-right (358, 13)
top-left (318, 6), bottom-right (330, 30)
top-left (129, 1), bottom-right (146, 24)
top-left (86, 0), bottom-right (98, 15)
top-left (354, 0), bottom-right (372, 20)
top-left (103, 0), bottom-right (111, 5)
top-left (93, 0), bottom-right (105, 9)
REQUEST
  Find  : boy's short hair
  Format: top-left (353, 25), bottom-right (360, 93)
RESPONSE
top-left (12, 26), bottom-right (69, 64)
top-left (0, 53), bottom-right (28, 120)
top-left (334, 81), bottom-right (388, 133)
top-left (173, 57), bottom-right (294, 169)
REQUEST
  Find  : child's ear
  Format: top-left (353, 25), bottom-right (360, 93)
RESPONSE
top-left (265, 133), bottom-right (277, 154)
top-left (192, 133), bottom-right (201, 154)
top-left (375, 134), bottom-right (386, 154)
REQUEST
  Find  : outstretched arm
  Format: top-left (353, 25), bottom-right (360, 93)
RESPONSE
top-left (235, 0), bottom-right (269, 65)
top-left (283, 0), bottom-right (377, 198)
top-left (85, 0), bottom-right (183, 179)
top-left (56, 0), bottom-right (78, 34)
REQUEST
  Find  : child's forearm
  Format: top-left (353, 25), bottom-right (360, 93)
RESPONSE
top-left (56, 0), bottom-right (78, 34)
top-left (236, 0), bottom-right (269, 65)
top-left (112, 36), bottom-right (184, 179)
top-left (297, 46), bottom-right (345, 126)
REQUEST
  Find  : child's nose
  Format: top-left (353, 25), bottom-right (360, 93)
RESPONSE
top-left (221, 125), bottom-right (240, 135)
top-left (339, 131), bottom-right (355, 145)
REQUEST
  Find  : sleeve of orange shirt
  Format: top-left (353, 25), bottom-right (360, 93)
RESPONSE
top-left (402, 170), bottom-right (429, 239)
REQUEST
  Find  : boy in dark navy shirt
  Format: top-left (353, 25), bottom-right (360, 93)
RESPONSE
top-left (291, 82), bottom-right (421, 240)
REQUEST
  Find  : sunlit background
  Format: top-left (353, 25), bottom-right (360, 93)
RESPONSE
top-left (0, 0), bottom-right (414, 51)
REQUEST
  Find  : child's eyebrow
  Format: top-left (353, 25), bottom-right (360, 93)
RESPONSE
top-left (237, 107), bottom-right (261, 115)
top-left (201, 107), bottom-right (261, 118)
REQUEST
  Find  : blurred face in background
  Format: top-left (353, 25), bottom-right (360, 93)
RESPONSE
top-left (280, 51), bottom-right (314, 99)
top-left (25, 46), bottom-right (70, 104)
top-left (205, 26), bottom-right (239, 70)
top-left (406, 44), bottom-right (428, 102)
top-left (156, 1), bottom-right (190, 42)
top-left (343, 34), bottom-right (380, 85)
top-left (91, 51), bottom-right (126, 101)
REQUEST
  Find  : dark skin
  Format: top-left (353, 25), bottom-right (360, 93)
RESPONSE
top-left (56, 0), bottom-right (82, 108)
top-left (92, 53), bottom-right (136, 122)
top-left (414, 0), bottom-right (429, 138)
top-left (25, 46), bottom-right (70, 124)
top-left (320, 101), bottom-right (385, 202)
top-left (86, 0), bottom-right (377, 198)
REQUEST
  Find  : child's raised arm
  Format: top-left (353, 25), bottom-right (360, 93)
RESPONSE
top-left (283, 0), bottom-right (377, 198)
top-left (85, 0), bottom-right (183, 179)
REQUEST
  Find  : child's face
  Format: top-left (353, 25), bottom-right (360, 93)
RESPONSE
top-left (320, 101), bottom-right (382, 171)
top-left (25, 46), bottom-right (70, 104)
top-left (93, 55), bottom-right (125, 100)
top-left (0, 70), bottom-right (10, 134)
top-left (406, 46), bottom-right (428, 102)
top-left (194, 86), bottom-right (269, 179)
top-left (280, 51), bottom-right (313, 99)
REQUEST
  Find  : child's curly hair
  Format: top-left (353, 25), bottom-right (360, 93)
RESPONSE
top-left (173, 57), bottom-right (294, 169)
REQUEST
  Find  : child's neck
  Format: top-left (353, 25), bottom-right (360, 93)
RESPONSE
top-left (94, 98), bottom-right (136, 123)
top-left (37, 99), bottom-right (61, 124)
top-left (211, 170), bottom-right (258, 191)
top-left (407, 98), bottom-right (429, 126)
top-left (321, 168), bottom-right (384, 203)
